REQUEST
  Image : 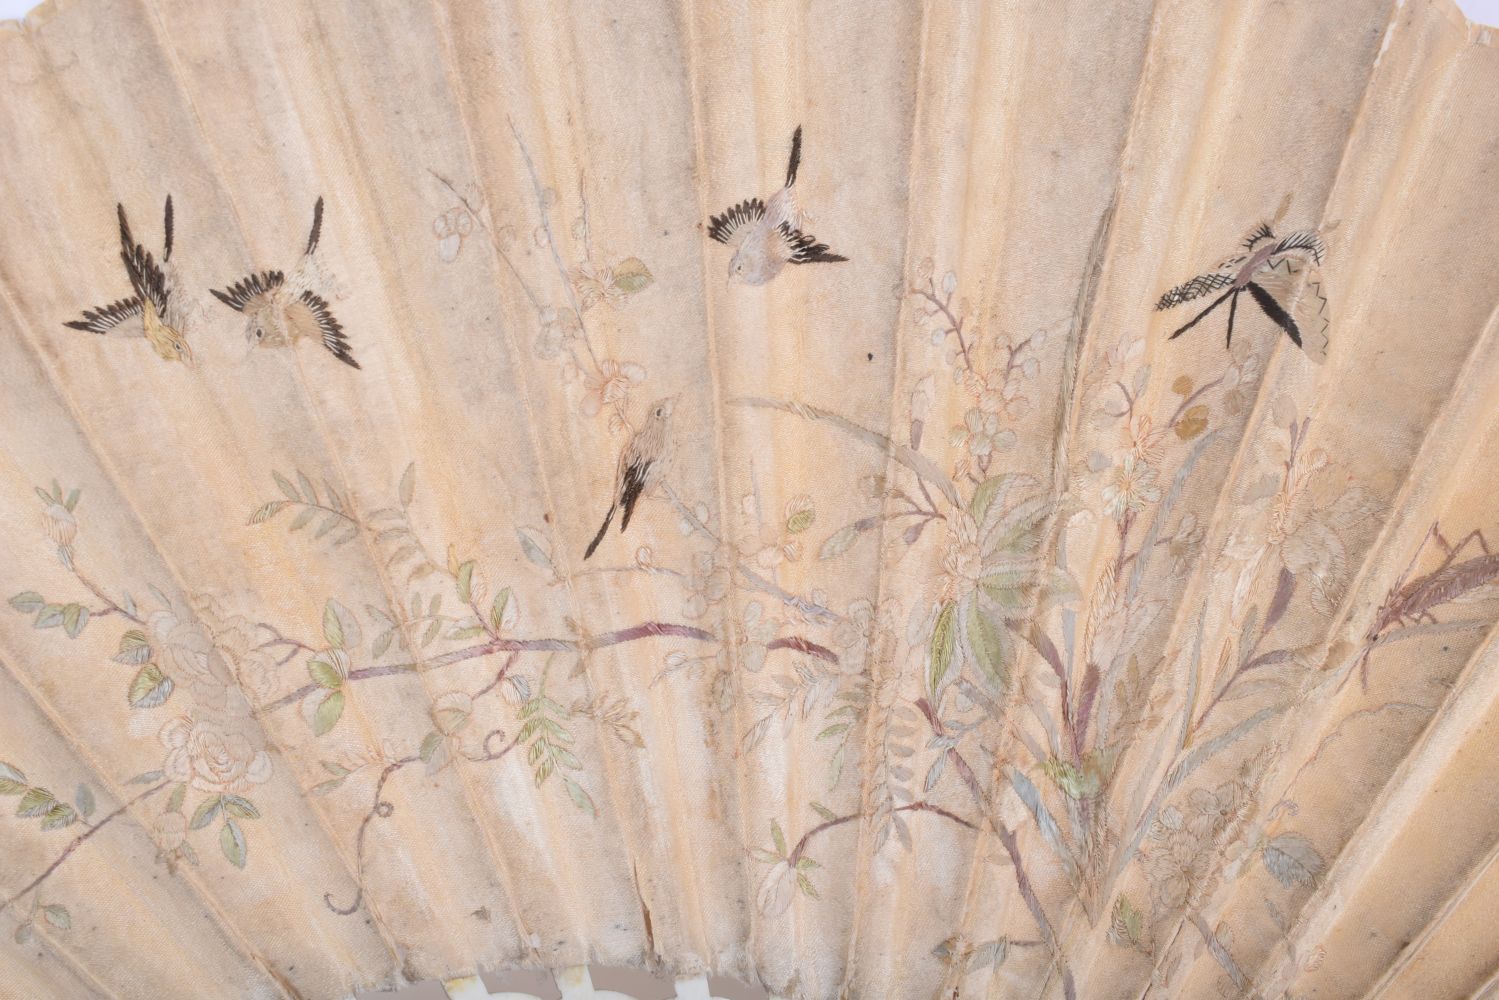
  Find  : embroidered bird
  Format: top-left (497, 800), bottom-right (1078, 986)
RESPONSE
top-left (65, 197), bottom-right (194, 365)
top-left (708, 126), bottom-right (847, 285)
top-left (210, 197), bottom-right (359, 368)
top-left (1155, 221), bottom-right (1330, 362)
top-left (584, 396), bottom-right (678, 560)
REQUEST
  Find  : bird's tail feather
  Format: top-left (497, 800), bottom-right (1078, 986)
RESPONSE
top-left (785, 125), bottom-right (803, 188)
top-left (584, 504), bottom-right (617, 560)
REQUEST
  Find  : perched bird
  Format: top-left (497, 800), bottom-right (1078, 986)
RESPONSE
top-left (1155, 221), bottom-right (1330, 362)
top-left (584, 396), bottom-right (678, 560)
top-left (65, 197), bottom-right (194, 365)
top-left (708, 126), bottom-right (847, 285)
top-left (210, 197), bottom-right (359, 368)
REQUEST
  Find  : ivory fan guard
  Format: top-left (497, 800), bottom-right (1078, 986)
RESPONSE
top-left (2, 1), bottom-right (1499, 998)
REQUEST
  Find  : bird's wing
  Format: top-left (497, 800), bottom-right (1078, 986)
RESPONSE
top-left (288, 290), bottom-right (359, 369)
top-left (776, 223), bottom-right (848, 264)
top-left (617, 453), bottom-right (651, 533)
top-left (64, 296), bottom-right (142, 335)
top-left (118, 204), bottom-right (171, 314)
top-left (707, 198), bottom-right (765, 246)
top-left (1155, 269), bottom-right (1236, 311)
top-left (209, 270), bottom-right (285, 313)
top-left (1216, 221), bottom-right (1275, 268)
top-left (1251, 257), bottom-right (1330, 363)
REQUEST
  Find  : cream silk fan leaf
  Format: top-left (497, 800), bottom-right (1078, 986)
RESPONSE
top-left (3, 1), bottom-right (1499, 999)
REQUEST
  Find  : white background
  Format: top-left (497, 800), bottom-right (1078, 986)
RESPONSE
top-left (4, 0), bottom-right (1499, 21)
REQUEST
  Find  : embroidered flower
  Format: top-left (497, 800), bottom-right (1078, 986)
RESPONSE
top-left (1101, 454), bottom-right (1161, 520)
top-left (159, 716), bottom-right (272, 796)
top-left (682, 551), bottom-right (731, 619)
top-left (720, 601), bottom-right (777, 674)
top-left (581, 359), bottom-right (647, 417)
top-left (941, 511), bottom-right (985, 599)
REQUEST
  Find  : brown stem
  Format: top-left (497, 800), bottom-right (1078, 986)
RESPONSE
top-left (916, 697), bottom-right (1076, 1000)
top-left (786, 801), bottom-right (980, 867)
top-left (1, 781), bottom-right (170, 915)
top-left (70, 566), bottom-right (143, 626)
top-left (263, 623), bottom-right (837, 713)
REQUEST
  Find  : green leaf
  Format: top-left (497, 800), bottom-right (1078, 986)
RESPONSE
top-left (563, 777), bottom-right (595, 816)
top-left (489, 588), bottom-right (511, 632)
top-left (456, 561), bottom-right (476, 604)
top-left (770, 820), bottom-right (787, 857)
top-left (398, 463), bottom-right (416, 508)
top-left (221, 795), bottom-right (260, 820)
top-left (166, 783), bottom-right (187, 814)
top-left (322, 598), bottom-right (360, 650)
top-left (273, 471), bottom-right (301, 502)
top-left (419, 730), bottom-right (444, 764)
top-left (296, 471), bottom-right (319, 506)
top-left (0, 762), bottom-right (27, 795)
top-left (220, 820), bottom-right (247, 869)
top-left (310, 778), bottom-right (346, 796)
top-left (40, 803), bottom-right (77, 830)
top-left (288, 507), bottom-right (316, 532)
top-left (40, 905), bottom-right (70, 930)
top-left (749, 847), bottom-right (781, 864)
top-left (127, 664), bottom-right (174, 709)
top-left (190, 796), bottom-right (222, 830)
top-left (8, 592), bottom-right (44, 613)
top-left (313, 690), bottom-right (345, 736)
top-left (795, 857), bottom-right (820, 871)
top-left (307, 660), bottom-right (343, 690)
top-left (966, 601), bottom-right (1009, 691)
top-left (928, 601), bottom-right (958, 696)
top-left (17, 788), bottom-right (55, 818)
top-left (248, 500), bottom-right (288, 525)
top-left (797, 874), bottom-right (819, 899)
top-left (34, 604), bottom-right (65, 629)
top-left (809, 801), bottom-right (838, 823)
top-left (969, 475), bottom-right (1007, 525)
top-left (115, 629), bottom-right (152, 665)
top-left (61, 603), bottom-right (88, 639)
top-left (786, 508), bottom-right (816, 534)
top-left (127, 769), bottom-right (164, 785)
top-left (610, 256), bottom-right (653, 294)
top-left (74, 785), bottom-right (95, 819)
top-left (63, 488), bottom-right (80, 512)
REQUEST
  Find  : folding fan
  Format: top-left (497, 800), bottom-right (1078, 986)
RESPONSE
top-left (3, 1), bottom-right (1499, 999)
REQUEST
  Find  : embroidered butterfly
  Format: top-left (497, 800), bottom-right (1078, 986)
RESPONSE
top-left (1156, 222), bottom-right (1330, 363)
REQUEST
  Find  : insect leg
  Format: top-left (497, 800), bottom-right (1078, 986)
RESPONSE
top-left (1226, 289), bottom-right (1240, 349)
top-left (1166, 288), bottom-right (1236, 340)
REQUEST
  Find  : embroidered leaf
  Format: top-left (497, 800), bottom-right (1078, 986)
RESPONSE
top-left (456, 561), bottom-right (476, 604)
top-left (40, 905), bottom-right (70, 930)
top-left (966, 601), bottom-right (1009, 691)
top-left (516, 526), bottom-right (554, 573)
top-left (1263, 832), bottom-right (1325, 888)
top-left (273, 471), bottom-right (301, 502)
top-left (307, 660), bottom-right (343, 690)
top-left (220, 820), bottom-right (247, 869)
top-left (611, 257), bottom-right (653, 294)
top-left (928, 601), bottom-right (958, 696)
top-left (399, 462), bottom-right (417, 508)
top-left (322, 599), bottom-right (360, 650)
top-left (313, 690), bottom-right (346, 736)
top-left (564, 777), bottom-right (595, 815)
top-left (40, 803), bottom-right (77, 830)
top-left (489, 588), bottom-right (512, 632)
top-left (34, 604), bottom-right (65, 629)
top-left (8, 592), bottom-right (44, 613)
top-left (190, 796), bottom-right (223, 830)
top-left (248, 500), bottom-right (288, 525)
top-left (770, 820), bottom-right (788, 857)
top-left (74, 784), bottom-right (95, 819)
top-left (0, 763), bottom-right (27, 795)
top-left (127, 664), bottom-right (174, 709)
top-left (115, 629), bottom-right (152, 665)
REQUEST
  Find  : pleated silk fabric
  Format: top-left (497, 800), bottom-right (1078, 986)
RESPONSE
top-left (3, 1), bottom-right (1499, 998)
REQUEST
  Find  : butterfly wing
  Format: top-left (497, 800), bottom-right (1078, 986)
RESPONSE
top-left (1250, 257), bottom-right (1330, 363)
top-left (1155, 269), bottom-right (1236, 311)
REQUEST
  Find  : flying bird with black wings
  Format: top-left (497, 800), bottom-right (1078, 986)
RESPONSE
top-left (65, 196), bottom-right (194, 365)
top-left (210, 197), bottom-right (359, 369)
top-left (584, 396), bottom-right (678, 560)
top-left (707, 126), bottom-right (847, 285)
top-left (1156, 221), bottom-right (1331, 362)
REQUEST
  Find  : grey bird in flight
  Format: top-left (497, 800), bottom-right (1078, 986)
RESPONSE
top-left (584, 396), bottom-right (678, 560)
top-left (708, 126), bottom-right (847, 285)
